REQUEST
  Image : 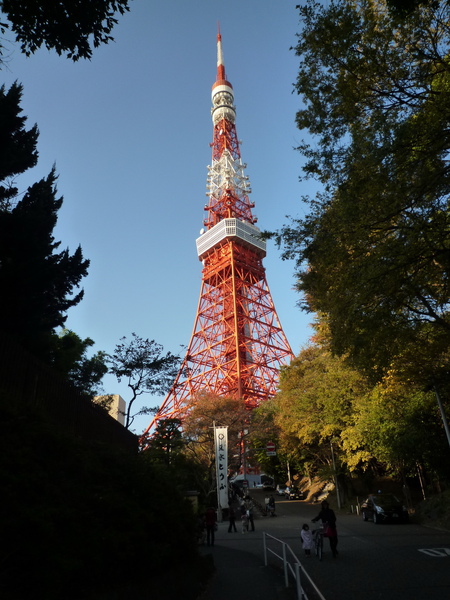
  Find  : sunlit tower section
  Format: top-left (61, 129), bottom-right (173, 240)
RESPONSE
top-left (141, 31), bottom-right (293, 440)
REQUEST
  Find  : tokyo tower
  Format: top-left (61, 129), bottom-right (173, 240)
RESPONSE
top-left (141, 31), bottom-right (293, 439)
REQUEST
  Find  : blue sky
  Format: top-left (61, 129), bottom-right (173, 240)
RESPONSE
top-left (1, 0), bottom-right (318, 434)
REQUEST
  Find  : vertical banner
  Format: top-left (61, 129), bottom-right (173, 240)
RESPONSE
top-left (214, 426), bottom-right (228, 510)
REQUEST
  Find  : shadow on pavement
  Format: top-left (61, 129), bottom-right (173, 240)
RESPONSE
top-left (198, 541), bottom-right (297, 600)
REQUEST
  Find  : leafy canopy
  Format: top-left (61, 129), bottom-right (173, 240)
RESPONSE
top-left (273, 334), bottom-right (450, 482)
top-left (276, 0), bottom-right (450, 376)
top-left (107, 333), bottom-right (180, 430)
top-left (274, 343), bottom-right (370, 473)
top-left (182, 393), bottom-right (249, 499)
top-left (52, 329), bottom-right (108, 396)
top-left (0, 0), bottom-right (131, 61)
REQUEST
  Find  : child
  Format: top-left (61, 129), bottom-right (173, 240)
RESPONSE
top-left (301, 523), bottom-right (313, 556)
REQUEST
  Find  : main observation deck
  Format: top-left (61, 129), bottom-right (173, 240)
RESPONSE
top-left (196, 218), bottom-right (266, 260)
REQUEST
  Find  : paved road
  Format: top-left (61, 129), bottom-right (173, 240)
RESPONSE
top-left (231, 490), bottom-right (450, 600)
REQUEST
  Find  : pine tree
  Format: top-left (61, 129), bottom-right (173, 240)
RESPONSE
top-left (0, 82), bottom-right (89, 360)
top-left (0, 81), bottom-right (38, 208)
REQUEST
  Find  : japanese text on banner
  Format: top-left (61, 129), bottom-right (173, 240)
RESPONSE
top-left (214, 426), bottom-right (228, 509)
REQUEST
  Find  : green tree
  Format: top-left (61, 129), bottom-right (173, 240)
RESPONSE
top-left (107, 333), bottom-right (180, 430)
top-left (0, 0), bottom-right (131, 62)
top-left (346, 372), bottom-right (450, 489)
top-left (276, 0), bottom-right (450, 377)
top-left (0, 82), bottom-right (89, 360)
top-left (52, 329), bottom-right (108, 396)
top-left (144, 417), bottom-right (208, 496)
top-left (249, 397), bottom-right (286, 481)
top-left (274, 343), bottom-right (371, 475)
top-left (146, 417), bottom-right (185, 465)
top-left (0, 80), bottom-right (38, 207)
top-left (182, 392), bottom-right (249, 498)
top-left (273, 332), bottom-right (450, 490)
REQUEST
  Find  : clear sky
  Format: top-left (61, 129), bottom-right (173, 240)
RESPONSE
top-left (1, 0), bottom-right (318, 435)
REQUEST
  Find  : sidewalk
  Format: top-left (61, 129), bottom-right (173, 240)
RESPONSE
top-left (197, 515), bottom-right (297, 600)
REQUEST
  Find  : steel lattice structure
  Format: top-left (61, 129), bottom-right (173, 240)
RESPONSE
top-left (141, 32), bottom-right (293, 442)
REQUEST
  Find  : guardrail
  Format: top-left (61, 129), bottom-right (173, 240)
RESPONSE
top-left (262, 532), bottom-right (327, 600)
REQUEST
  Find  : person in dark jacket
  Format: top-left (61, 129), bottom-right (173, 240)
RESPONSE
top-left (312, 500), bottom-right (338, 557)
top-left (228, 505), bottom-right (237, 532)
top-left (205, 507), bottom-right (217, 546)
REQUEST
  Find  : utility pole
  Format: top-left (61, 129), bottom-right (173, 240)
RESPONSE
top-left (433, 380), bottom-right (450, 450)
top-left (330, 440), bottom-right (341, 509)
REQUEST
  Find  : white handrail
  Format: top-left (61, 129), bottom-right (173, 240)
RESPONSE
top-left (262, 532), bottom-right (327, 600)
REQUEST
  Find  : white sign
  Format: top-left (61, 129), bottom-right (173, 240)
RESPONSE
top-left (214, 426), bottom-right (228, 510)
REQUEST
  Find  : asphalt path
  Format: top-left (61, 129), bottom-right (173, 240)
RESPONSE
top-left (237, 490), bottom-right (450, 600)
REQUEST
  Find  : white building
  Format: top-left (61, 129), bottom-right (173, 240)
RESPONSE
top-left (93, 394), bottom-right (126, 426)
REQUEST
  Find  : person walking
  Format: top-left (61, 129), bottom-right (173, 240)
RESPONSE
top-left (245, 497), bottom-right (255, 532)
top-left (228, 505), bottom-right (237, 532)
top-left (312, 500), bottom-right (338, 557)
top-left (300, 523), bottom-right (313, 556)
top-left (205, 506), bottom-right (217, 547)
top-left (196, 513), bottom-right (206, 545)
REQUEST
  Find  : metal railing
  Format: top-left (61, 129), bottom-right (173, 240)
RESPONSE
top-left (262, 532), bottom-right (327, 600)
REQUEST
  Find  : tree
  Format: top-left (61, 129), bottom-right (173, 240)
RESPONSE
top-left (145, 418), bottom-right (185, 465)
top-left (276, 0), bottom-right (450, 377)
top-left (273, 330), bottom-right (450, 490)
top-left (0, 0), bottom-right (131, 62)
top-left (107, 333), bottom-right (180, 430)
top-left (274, 343), bottom-right (371, 476)
top-left (0, 82), bottom-right (89, 360)
top-left (345, 373), bottom-right (450, 489)
top-left (0, 80), bottom-right (38, 207)
top-left (182, 392), bottom-right (249, 498)
top-left (249, 397), bottom-right (285, 480)
top-left (143, 417), bottom-right (209, 504)
top-left (1, 410), bottom-right (205, 599)
top-left (52, 329), bottom-right (108, 396)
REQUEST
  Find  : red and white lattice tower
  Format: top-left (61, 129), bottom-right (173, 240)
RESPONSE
top-left (141, 31), bottom-right (293, 440)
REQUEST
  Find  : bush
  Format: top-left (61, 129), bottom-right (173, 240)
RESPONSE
top-left (414, 490), bottom-right (450, 531)
top-left (0, 406), bottom-right (209, 599)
